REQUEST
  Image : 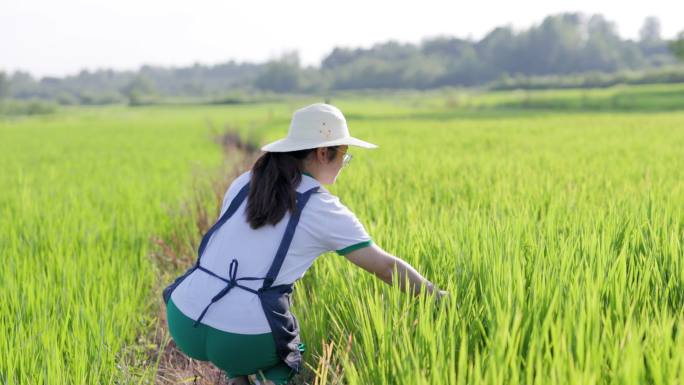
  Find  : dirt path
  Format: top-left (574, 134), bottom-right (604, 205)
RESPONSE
top-left (151, 130), bottom-right (260, 385)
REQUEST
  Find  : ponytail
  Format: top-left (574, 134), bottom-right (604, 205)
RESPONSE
top-left (246, 146), bottom-right (339, 229)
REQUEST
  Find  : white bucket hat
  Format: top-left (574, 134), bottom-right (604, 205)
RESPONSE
top-left (261, 103), bottom-right (378, 152)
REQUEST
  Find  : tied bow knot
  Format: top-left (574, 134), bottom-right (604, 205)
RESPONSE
top-left (194, 258), bottom-right (243, 327)
top-left (227, 258), bottom-right (239, 287)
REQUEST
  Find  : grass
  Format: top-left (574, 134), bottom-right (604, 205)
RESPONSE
top-left (1, 84), bottom-right (684, 384)
top-left (294, 109), bottom-right (684, 384)
top-left (0, 106), bottom-right (253, 383)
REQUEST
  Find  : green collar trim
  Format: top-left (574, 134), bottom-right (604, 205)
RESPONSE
top-left (302, 171), bottom-right (314, 178)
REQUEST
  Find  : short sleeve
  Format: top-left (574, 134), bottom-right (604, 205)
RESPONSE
top-left (309, 192), bottom-right (373, 255)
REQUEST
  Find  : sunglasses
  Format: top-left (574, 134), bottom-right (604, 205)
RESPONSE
top-left (342, 152), bottom-right (353, 167)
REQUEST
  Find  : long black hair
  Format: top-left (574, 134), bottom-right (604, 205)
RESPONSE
top-left (246, 146), bottom-right (339, 229)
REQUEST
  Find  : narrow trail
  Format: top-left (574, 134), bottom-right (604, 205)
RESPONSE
top-left (150, 130), bottom-right (260, 385)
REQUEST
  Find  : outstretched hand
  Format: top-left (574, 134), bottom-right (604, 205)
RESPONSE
top-left (434, 289), bottom-right (450, 308)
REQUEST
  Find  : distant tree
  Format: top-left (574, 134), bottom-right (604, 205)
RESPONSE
top-left (254, 52), bottom-right (301, 92)
top-left (8, 71), bottom-right (37, 99)
top-left (121, 74), bottom-right (156, 105)
top-left (638, 16), bottom-right (670, 61)
top-left (400, 55), bottom-right (446, 89)
top-left (670, 31), bottom-right (684, 61)
top-left (297, 66), bottom-right (328, 93)
top-left (579, 14), bottom-right (625, 72)
top-left (475, 26), bottom-right (517, 77)
top-left (321, 47), bottom-right (363, 69)
top-left (329, 57), bottom-right (387, 89)
top-left (522, 13), bottom-right (584, 75)
top-left (0, 72), bottom-right (9, 100)
top-left (422, 36), bottom-right (473, 59)
top-left (2, 12), bottom-right (681, 100)
top-left (366, 40), bottom-right (420, 62)
top-left (437, 45), bottom-right (484, 86)
top-left (639, 16), bottom-right (662, 44)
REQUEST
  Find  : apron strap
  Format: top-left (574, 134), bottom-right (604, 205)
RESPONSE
top-left (193, 258), bottom-right (261, 327)
top-left (189, 181), bottom-right (318, 327)
top-left (261, 186), bottom-right (319, 290)
top-left (195, 182), bottom-right (250, 265)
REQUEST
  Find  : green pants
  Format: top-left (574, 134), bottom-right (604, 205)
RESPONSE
top-left (166, 297), bottom-right (294, 385)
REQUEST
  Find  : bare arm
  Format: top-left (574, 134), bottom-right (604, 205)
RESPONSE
top-left (343, 243), bottom-right (446, 298)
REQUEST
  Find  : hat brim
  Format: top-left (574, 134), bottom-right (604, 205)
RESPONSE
top-left (261, 136), bottom-right (378, 152)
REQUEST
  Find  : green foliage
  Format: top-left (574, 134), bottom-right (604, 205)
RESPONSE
top-left (121, 75), bottom-right (158, 106)
top-left (670, 31), bottom-right (684, 61)
top-left (0, 72), bottom-right (9, 100)
top-left (3, 89), bottom-right (684, 384)
top-left (490, 66), bottom-right (684, 90)
top-left (254, 52), bottom-right (303, 93)
top-left (0, 99), bottom-right (57, 116)
top-left (243, 94), bottom-right (684, 384)
top-left (4, 13), bottom-right (682, 103)
top-left (293, 100), bottom-right (684, 385)
top-left (0, 106), bottom-right (241, 383)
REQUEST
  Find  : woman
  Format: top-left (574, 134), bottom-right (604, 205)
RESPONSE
top-left (164, 103), bottom-right (447, 385)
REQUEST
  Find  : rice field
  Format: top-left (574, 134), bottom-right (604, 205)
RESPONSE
top-left (0, 106), bottom-right (268, 383)
top-left (2, 85), bottom-right (684, 384)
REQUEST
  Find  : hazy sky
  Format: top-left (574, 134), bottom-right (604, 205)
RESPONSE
top-left (2, 0), bottom-right (682, 78)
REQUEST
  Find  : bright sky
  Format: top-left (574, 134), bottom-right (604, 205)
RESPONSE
top-left (2, 0), bottom-right (682, 78)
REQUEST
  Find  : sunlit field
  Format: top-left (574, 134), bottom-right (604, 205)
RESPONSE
top-left (2, 84), bottom-right (684, 384)
top-left (0, 106), bottom-right (246, 383)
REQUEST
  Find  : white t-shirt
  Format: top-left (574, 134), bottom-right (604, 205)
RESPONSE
top-left (171, 170), bottom-right (373, 334)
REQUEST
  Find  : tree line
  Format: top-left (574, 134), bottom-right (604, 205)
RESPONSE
top-left (1, 12), bottom-right (684, 106)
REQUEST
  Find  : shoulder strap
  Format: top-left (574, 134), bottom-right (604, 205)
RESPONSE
top-left (195, 182), bottom-right (250, 265)
top-left (261, 186), bottom-right (319, 290)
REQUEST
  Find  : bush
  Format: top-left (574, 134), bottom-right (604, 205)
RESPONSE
top-left (488, 66), bottom-right (684, 90)
top-left (0, 99), bottom-right (57, 116)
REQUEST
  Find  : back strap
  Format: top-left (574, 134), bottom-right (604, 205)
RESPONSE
top-left (193, 259), bottom-right (261, 327)
top-left (195, 182), bottom-right (250, 265)
top-left (261, 186), bottom-right (319, 290)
